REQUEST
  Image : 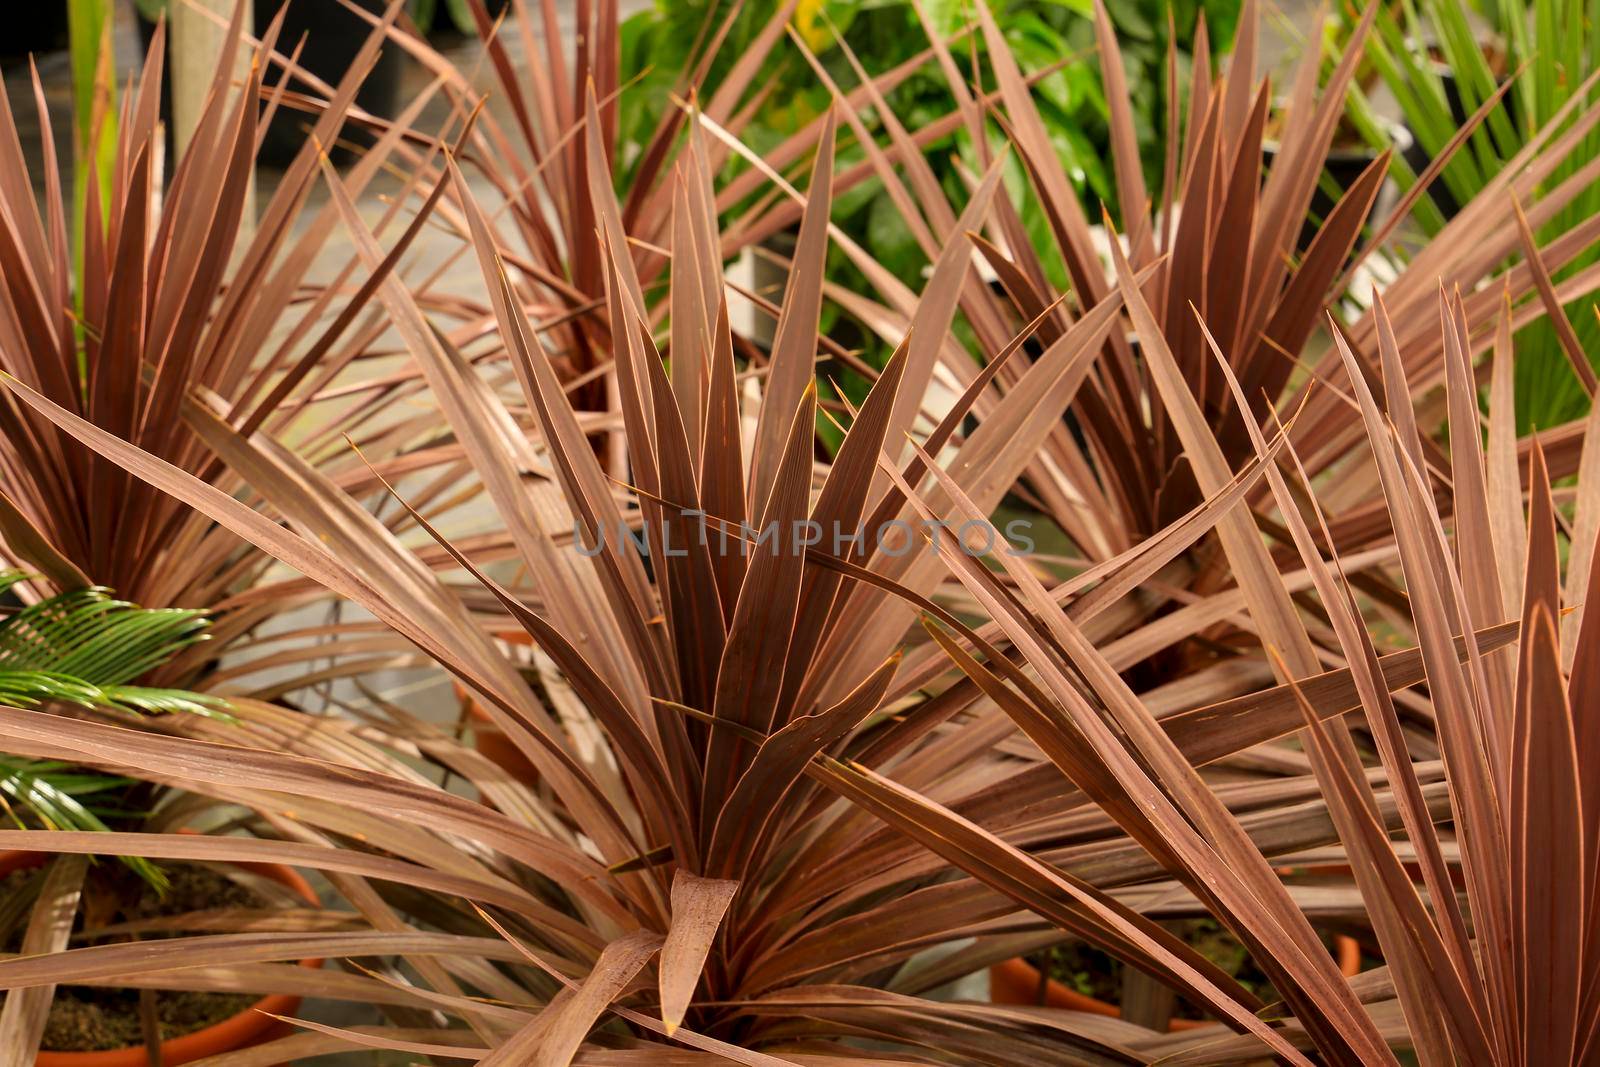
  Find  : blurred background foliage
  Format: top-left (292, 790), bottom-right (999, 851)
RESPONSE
top-left (620, 0), bottom-right (1240, 279)
top-left (621, 0), bottom-right (1241, 435)
top-left (1346, 0), bottom-right (1600, 432)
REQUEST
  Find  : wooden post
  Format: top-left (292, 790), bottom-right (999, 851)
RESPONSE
top-left (169, 0), bottom-right (254, 229)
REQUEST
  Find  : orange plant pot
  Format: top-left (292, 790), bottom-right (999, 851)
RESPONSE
top-left (453, 631), bottom-right (538, 785)
top-left (1, 837), bottom-right (323, 1067)
top-left (989, 935), bottom-right (1362, 1032)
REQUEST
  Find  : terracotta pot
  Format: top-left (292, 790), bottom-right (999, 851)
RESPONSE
top-left (989, 934), bottom-right (1363, 1032)
top-left (453, 631), bottom-right (538, 784)
top-left (1, 835), bottom-right (323, 1067)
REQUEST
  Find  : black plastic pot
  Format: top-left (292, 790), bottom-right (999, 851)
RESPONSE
top-left (1263, 127), bottom-right (1407, 257)
top-left (135, 0), bottom-right (403, 170)
top-left (1, 2), bottom-right (69, 65)
top-left (255, 0), bottom-right (403, 167)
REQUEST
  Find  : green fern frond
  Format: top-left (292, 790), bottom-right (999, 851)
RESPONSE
top-left (0, 756), bottom-right (167, 890)
top-left (0, 585), bottom-right (210, 684)
top-left (0, 670), bottom-right (227, 718)
top-left (0, 572), bottom-right (222, 890)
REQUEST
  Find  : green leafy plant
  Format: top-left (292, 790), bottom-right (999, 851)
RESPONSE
top-left (1348, 0), bottom-right (1600, 430)
top-left (0, 574), bottom-right (213, 717)
top-left (66, 0), bottom-right (117, 258)
top-left (406, 0), bottom-right (479, 34)
top-left (621, 0), bottom-right (1239, 294)
top-left (0, 570), bottom-right (219, 887)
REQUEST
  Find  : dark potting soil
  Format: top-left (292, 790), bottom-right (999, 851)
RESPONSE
top-left (1, 862), bottom-right (265, 1051)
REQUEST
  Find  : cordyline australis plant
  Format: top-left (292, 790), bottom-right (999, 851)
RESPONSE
top-left (785, 0), bottom-right (1600, 552)
top-left (0, 74), bottom-right (1586, 1060)
top-left (686, 0), bottom-right (1600, 789)
top-left (0, 88), bottom-right (1153, 1062)
top-left (243, 0), bottom-right (1018, 705)
top-left (334, 0), bottom-right (737, 395)
top-left (0, 7), bottom-right (1594, 1067)
top-left (170, 0), bottom-right (1050, 705)
top-left (852, 202), bottom-right (1600, 1061)
top-left (329, 0), bottom-right (1086, 520)
top-left (782, 0), bottom-right (1600, 784)
top-left (0, 4), bottom-right (542, 692)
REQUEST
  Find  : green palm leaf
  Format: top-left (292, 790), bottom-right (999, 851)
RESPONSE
top-left (0, 572), bottom-right (225, 888)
